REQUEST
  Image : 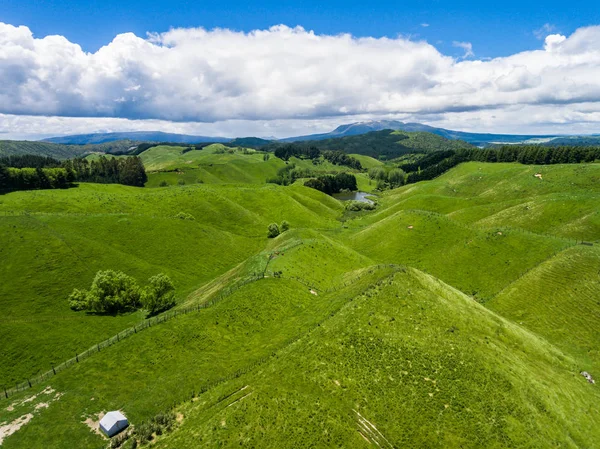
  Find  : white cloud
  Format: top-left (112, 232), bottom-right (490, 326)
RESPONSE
top-left (452, 41), bottom-right (474, 59)
top-left (421, 23), bottom-right (430, 28)
top-left (2, 22), bottom-right (600, 136)
top-left (544, 33), bottom-right (567, 51)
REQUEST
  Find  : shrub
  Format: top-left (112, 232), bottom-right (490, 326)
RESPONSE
top-left (177, 179), bottom-right (186, 186)
top-left (159, 180), bottom-right (168, 187)
top-left (280, 220), bottom-right (290, 232)
top-left (267, 223), bottom-right (280, 238)
top-left (345, 201), bottom-right (376, 212)
top-left (68, 288), bottom-right (88, 311)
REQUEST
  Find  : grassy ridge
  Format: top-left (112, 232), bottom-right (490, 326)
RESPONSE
top-left (348, 210), bottom-right (571, 300)
top-left (488, 245), bottom-right (600, 371)
top-left (373, 162), bottom-right (600, 240)
top-left (152, 269), bottom-right (600, 448)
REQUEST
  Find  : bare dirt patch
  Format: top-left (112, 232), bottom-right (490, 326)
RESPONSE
top-left (0, 413), bottom-right (34, 445)
top-left (83, 411), bottom-right (106, 437)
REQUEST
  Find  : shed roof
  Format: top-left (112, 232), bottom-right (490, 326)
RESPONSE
top-left (99, 411), bottom-right (128, 436)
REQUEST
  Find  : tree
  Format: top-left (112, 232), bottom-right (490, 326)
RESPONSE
top-left (280, 220), bottom-right (290, 232)
top-left (0, 165), bottom-right (9, 189)
top-left (119, 156), bottom-right (148, 187)
top-left (368, 167), bottom-right (387, 181)
top-left (267, 223), bottom-right (280, 238)
top-left (142, 273), bottom-right (176, 315)
top-left (84, 270), bottom-right (141, 313)
top-left (388, 168), bottom-right (406, 187)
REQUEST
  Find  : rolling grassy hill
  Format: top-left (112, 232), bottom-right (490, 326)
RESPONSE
top-left (1, 160), bottom-right (599, 448)
top-left (488, 245), bottom-right (600, 371)
top-left (0, 182), bottom-right (343, 385)
top-left (141, 144), bottom-right (286, 186)
top-left (154, 268), bottom-right (599, 448)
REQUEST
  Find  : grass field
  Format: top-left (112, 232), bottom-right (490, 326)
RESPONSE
top-left (154, 268), bottom-right (600, 448)
top-left (1, 160), bottom-right (599, 448)
top-left (0, 182), bottom-right (342, 385)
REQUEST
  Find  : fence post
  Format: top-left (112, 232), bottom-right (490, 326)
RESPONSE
top-left (28, 379), bottom-right (31, 388)
top-left (4, 387), bottom-right (7, 399)
top-left (76, 353), bottom-right (79, 363)
top-left (52, 364), bottom-right (56, 375)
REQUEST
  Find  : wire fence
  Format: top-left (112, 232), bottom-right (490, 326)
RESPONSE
top-left (164, 267), bottom-right (402, 410)
top-left (2, 262), bottom-right (403, 401)
top-left (1, 273), bottom-right (265, 401)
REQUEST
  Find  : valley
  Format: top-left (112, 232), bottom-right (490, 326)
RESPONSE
top-left (1, 141), bottom-right (598, 447)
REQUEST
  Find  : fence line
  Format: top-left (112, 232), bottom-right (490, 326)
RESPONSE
top-left (1, 262), bottom-right (404, 401)
top-left (164, 267), bottom-right (403, 411)
top-left (1, 273), bottom-right (265, 400)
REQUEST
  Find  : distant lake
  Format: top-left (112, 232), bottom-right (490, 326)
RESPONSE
top-left (332, 191), bottom-right (374, 204)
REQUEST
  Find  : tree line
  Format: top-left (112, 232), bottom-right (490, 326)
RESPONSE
top-left (272, 144), bottom-right (362, 169)
top-left (304, 173), bottom-right (357, 195)
top-left (0, 155), bottom-right (147, 191)
top-left (322, 150), bottom-right (362, 169)
top-left (266, 163), bottom-right (315, 185)
top-left (403, 145), bottom-right (600, 185)
top-left (65, 156), bottom-right (147, 186)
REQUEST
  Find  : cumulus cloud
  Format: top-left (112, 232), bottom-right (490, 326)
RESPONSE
top-left (1, 21), bottom-right (600, 132)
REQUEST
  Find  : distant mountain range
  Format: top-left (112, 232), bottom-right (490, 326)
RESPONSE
top-left (280, 120), bottom-right (591, 146)
top-left (40, 121), bottom-right (599, 147)
top-left (43, 131), bottom-right (229, 145)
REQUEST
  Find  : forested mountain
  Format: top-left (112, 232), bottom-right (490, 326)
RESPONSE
top-left (271, 129), bottom-right (474, 159)
top-left (0, 140), bottom-right (139, 159)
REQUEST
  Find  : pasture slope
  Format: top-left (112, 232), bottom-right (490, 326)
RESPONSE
top-left (0, 159), bottom-right (599, 448)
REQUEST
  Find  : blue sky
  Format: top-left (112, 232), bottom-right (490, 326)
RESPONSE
top-left (1, 1), bottom-right (600, 138)
top-left (3, 0), bottom-right (598, 57)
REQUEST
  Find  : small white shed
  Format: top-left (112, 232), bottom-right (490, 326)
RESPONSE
top-left (99, 411), bottom-right (129, 437)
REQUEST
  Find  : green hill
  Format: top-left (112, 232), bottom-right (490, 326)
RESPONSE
top-left (0, 182), bottom-right (342, 385)
top-left (488, 245), bottom-right (600, 371)
top-left (140, 144), bottom-right (286, 186)
top-left (1, 160), bottom-right (599, 448)
top-left (154, 268), bottom-right (599, 448)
